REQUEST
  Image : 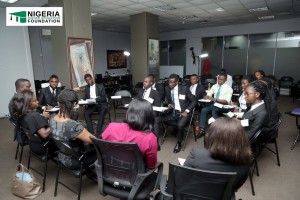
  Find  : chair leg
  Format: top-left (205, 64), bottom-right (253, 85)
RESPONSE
top-left (19, 144), bottom-right (24, 164)
top-left (254, 158), bottom-right (259, 177)
top-left (248, 170), bottom-right (255, 196)
top-left (290, 131), bottom-right (300, 150)
top-left (77, 163), bottom-right (83, 200)
top-left (54, 164), bottom-right (60, 197)
top-left (42, 149), bottom-right (49, 193)
top-left (274, 140), bottom-right (280, 166)
top-left (15, 143), bottom-right (20, 160)
top-left (27, 152), bottom-right (31, 169)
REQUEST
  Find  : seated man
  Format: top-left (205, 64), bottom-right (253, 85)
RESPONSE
top-left (149, 74), bottom-right (165, 101)
top-left (189, 74), bottom-right (206, 100)
top-left (197, 72), bottom-right (233, 138)
top-left (154, 74), bottom-right (196, 153)
top-left (38, 74), bottom-right (60, 110)
top-left (83, 74), bottom-right (108, 137)
top-left (136, 76), bottom-right (161, 107)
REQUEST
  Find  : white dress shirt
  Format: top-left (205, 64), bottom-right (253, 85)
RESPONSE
top-left (250, 101), bottom-right (264, 111)
top-left (190, 84), bottom-right (197, 96)
top-left (143, 88), bottom-right (151, 99)
top-left (172, 85), bottom-right (181, 111)
top-left (207, 83), bottom-right (233, 103)
top-left (89, 84), bottom-right (96, 98)
top-left (239, 93), bottom-right (247, 110)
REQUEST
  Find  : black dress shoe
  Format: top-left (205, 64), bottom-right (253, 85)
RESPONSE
top-left (196, 130), bottom-right (206, 139)
top-left (173, 142), bottom-right (181, 153)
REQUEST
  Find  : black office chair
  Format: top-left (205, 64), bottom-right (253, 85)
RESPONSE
top-left (248, 129), bottom-right (262, 196)
top-left (21, 127), bottom-right (57, 193)
top-left (112, 90), bottom-right (132, 120)
top-left (53, 139), bottom-right (96, 200)
top-left (278, 76), bottom-right (293, 95)
top-left (132, 82), bottom-right (143, 95)
top-left (91, 138), bottom-right (163, 200)
top-left (258, 113), bottom-right (282, 166)
top-left (204, 78), bottom-right (216, 90)
top-left (9, 117), bottom-right (28, 164)
top-left (158, 163), bottom-right (237, 200)
top-left (160, 108), bottom-right (196, 151)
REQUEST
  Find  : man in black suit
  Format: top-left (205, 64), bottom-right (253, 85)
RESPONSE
top-left (154, 74), bottom-right (197, 153)
top-left (189, 74), bottom-right (206, 100)
top-left (83, 73), bottom-right (107, 136)
top-left (136, 76), bottom-right (161, 107)
top-left (149, 74), bottom-right (165, 101)
top-left (38, 74), bottom-right (61, 110)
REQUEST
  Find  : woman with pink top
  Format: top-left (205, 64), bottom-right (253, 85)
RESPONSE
top-left (101, 98), bottom-right (158, 169)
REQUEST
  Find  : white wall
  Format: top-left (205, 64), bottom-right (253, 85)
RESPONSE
top-left (160, 17), bottom-right (300, 75)
top-left (92, 30), bottom-right (131, 76)
top-left (0, 7), bottom-right (35, 117)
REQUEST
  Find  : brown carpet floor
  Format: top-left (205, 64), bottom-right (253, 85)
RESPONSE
top-left (1, 95), bottom-right (300, 200)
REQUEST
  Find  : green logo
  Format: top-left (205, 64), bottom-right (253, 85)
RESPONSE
top-left (10, 11), bottom-right (26, 23)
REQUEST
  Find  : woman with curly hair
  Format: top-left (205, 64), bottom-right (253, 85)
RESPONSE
top-left (49, 89), bottom-right (96, 169)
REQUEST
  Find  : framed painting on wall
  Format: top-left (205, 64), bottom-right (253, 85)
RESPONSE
top-left (107, 50), bottom-right (127, 69)
top-left (68, 37), bottom-right (94, 90)
top-left (148, 38), bottom-right (160, 75)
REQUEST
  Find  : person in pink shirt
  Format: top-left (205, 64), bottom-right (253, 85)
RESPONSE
top-left (101, 98), bottom-right (158, 169)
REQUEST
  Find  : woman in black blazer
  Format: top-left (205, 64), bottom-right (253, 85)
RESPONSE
top-left (184, 117), bottom-right (252, 193)
top-left (242, 80), bottom-right (271, 140)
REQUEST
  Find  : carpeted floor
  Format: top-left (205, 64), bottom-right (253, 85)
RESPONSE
top-left (1, 95), bottom-right (300, 200)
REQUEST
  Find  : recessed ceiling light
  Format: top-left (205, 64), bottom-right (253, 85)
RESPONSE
top-left (0, 0), bottom-right (19, 3)
top-left (249, 7), bottom-right (268, 12)
top-left (215, 8), bottom-right (225, 12)
top-left (180, 15), bottom-right (198, 20)
top-left (258, 15), bottom-right (275, 20)
top-left (197, 20), bottom-right (211, 24)
top-left (154, 4), bottom-right (176, 12)
top-left (91, 12), bottom-right (97, 16)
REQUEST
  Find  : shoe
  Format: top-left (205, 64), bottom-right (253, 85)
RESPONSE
top-left (196, 129), bottom-right (206, 139)
top-left (173, 142), bottom-right (181, 153)
top-left (158, 145), bottom-right (161, 151)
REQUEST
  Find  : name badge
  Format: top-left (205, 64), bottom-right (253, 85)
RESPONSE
top-left (179, 94), bottom-right (185, 100)
top-left (241, 119), bottom-right (249, 127)
top-left (146, 97), bottom-right (154, 104)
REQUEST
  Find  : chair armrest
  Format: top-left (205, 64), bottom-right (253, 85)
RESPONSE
top-left (128, 162), bottom-right (164, 200)
top-left (159, 175), bottom-right (173, 199)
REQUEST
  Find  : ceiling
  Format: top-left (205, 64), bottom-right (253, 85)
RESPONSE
top-left (1, 0), bottom-right (300, 33)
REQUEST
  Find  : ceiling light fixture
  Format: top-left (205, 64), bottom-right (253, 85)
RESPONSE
top-left (154, 4), bottom-right (176, 12)
top-left (180, 15), bottom-right (198, 20)
top-left (258, 15), bottom-right (275, 20)
top-left (199, 53), bottom-right (208, 58)
top-left (91, 12), bottom-right (97, 16)
top-left (197, 20), bottom-right (211, 24)
top-left (249, 7), bottom-right (268, 12)
top-left (0, 0), bottom-right (19, 3)
top-left (123, 51), bottom-right (130, 56)
top-left (215, 8), bottom-right (225, 12)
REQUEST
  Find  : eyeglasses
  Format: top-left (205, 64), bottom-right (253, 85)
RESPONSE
top-left (244, 92), bottom-right (256, 96)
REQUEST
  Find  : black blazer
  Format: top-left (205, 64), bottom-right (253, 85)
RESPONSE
top-left (165, 85), bottom-right (197, 112)
top-left (184, 148), bottom-right (249, 191)
top-left (137, 88), bottom-right (162, 107)
top-left (243, 103), bottom-right (268, 140)
top-left (153, 82), bottom-right (165, 101)
top-left (194, 84), bottom-right (206, 100)
top-left (38, 87), bottom-right (61, 107)
top-left (83, 84), bottom-right (107, 104)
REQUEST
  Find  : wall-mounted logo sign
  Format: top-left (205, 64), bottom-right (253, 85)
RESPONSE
top-left (6, 7), bottom-right (63, 26)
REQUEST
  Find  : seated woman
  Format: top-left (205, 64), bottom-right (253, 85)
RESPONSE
top-left (101, 98), bottom-right (158, 169)
top-left (184, 117), bottom-right (252, 193)
top-left (254, 70), bottom-right (265, 80)
top-left (49, 89), bottom-right (96, 169)
top-left (232, 75), bottom-right (252, 112)
top-left (243, 80), bottom-right (270, 140)
top-left (12, 91), bottom-right (54, 154)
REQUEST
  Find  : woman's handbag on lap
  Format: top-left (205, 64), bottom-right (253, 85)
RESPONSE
top-left (11, 164), bottom-right (42, 199)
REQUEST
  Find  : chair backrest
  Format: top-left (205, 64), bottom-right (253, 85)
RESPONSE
top-left (114, 90), bottom-right (132, 98)
top-left (279, 76), bottom-right (293, 87)
top-left (52, 138), bottom-right (79, 158)
top-left (166, 163), bottom-right (236, 200)
top-left (21, 127), bottom-right (46, 145)
top-left (91, 138), bottom-right (145, 189)
top-left (250, 129), bottom-right (262, 144)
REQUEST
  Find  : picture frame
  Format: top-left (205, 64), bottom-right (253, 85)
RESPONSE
top-left (107, 50), bottom-right (127, 69)
top-left (68, 37), bottom-right (94, 90)
top-left (148, 38), bottom-right (160, 75)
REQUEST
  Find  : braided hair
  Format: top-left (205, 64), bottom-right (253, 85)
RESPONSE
top-left (58, 89), bottom-right (78, 118)
top-left (248, 80), bottom-right (272, 113)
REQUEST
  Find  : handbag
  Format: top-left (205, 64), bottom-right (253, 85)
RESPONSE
top-left (11, 164), bottom-right (42, 199)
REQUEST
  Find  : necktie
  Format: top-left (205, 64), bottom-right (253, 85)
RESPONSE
top-left (171, 90), bottom-right (176, 116)
top-left (52, 89), bottom-right (55, 96)
top-left (215, 86), bottom-right (221, 99)
top-left (142, 89), bottom-right (146, 99)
